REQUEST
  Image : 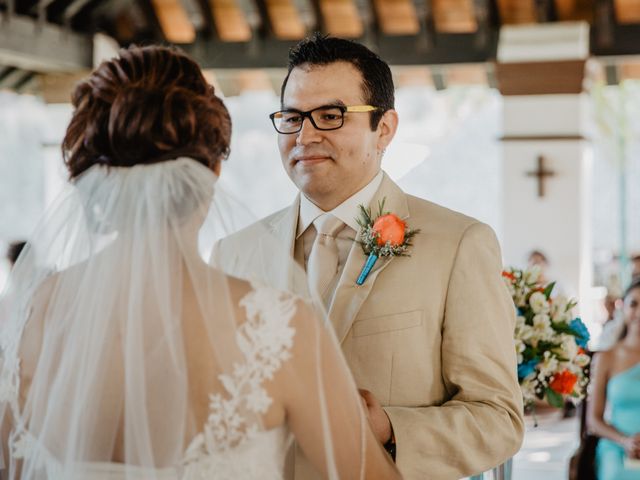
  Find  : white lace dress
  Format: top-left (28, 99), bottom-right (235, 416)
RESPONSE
top-left (1, 284), bottom-right (297, 480)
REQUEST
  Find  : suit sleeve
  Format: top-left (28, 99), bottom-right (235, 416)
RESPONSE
top-left (384, 222), bottom-right (525, 479)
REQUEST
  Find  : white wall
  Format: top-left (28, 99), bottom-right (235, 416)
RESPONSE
top-left (501, 93), bottom-right (593, 324)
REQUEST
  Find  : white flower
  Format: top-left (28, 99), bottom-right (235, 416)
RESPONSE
top-left (558, 334), bottom-right (579, 361)
top-left (514, 288), bottom-right (527, 308)
top-left (529, 291), bottom-right (550, 314)
top-left (528, 314), bottom-right (554, 346)
top-left (517, 323), bottom-right (534, 343)
top-left (524, 266), bottom-right (541, 285)
top-left (575, 353), bottom-right (591, 368)
top-left (550, 296), bottom-right (571, 323)
top-left (515, 338), bottom-right (526, 363)
top-left (505, 282), bottom-right (516, 297)
top-left (533, 313), bottom-right (551, 331)
top-left (520, 376), bottom-right (538, 403)
top-left (538, 351), bottom-right (559, 377)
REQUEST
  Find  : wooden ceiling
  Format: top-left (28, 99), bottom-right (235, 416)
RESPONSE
top-left (1, 0), bottom-right (640, 95)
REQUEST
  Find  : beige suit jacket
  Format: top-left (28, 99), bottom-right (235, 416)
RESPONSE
top-left (215, 173), bottom-right (524, 479)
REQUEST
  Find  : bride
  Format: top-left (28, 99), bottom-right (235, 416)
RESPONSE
top-left (0, 45), bottom-right (400, 479)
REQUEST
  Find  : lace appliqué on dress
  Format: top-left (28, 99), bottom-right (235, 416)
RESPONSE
top-left (2, 284), bottom-right (297, 480)
top-left (183, 283), bottom-right (297, 465)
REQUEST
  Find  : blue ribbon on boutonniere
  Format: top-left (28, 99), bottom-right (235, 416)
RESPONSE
top-left (355, 198), bottom-right (419, 285)
top-left (356, 254), bottom-right (378, 285)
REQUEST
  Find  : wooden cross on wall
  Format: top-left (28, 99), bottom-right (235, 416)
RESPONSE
top-left (526, 155), bottom-right (555, 198)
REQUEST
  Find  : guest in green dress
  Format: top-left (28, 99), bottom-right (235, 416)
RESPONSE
top-left (588, 278), bottom-right (640, 479)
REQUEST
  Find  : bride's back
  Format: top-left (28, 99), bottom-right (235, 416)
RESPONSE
top-left (14, 261), bottom-right (289, 462)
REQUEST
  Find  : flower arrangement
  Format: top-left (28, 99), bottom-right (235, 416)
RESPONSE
top-left (355, 198), bottom-right (419, 285)
top-left (502, 266), bottom-right (591, 411)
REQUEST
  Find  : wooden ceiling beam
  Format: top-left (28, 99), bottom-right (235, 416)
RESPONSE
top-left (149, 0), bottom-right (196, 43)
top-left (432, 0), bottom-right (477, 33)
top-left (373, 0), bottom-right (420, 35)
top-left (290, 0), bottom-right (317, 30)
top-left (496, 0), bottom-right (537, 24)
top-left (554, 0), bottom-right (594, 22)
top-left (614, 0), bottom-right (640, 24)
top-left (554, 0), bottom-right (576, 19)
top-left (209, 0), bottom-right (252, 41)
top-left (318, 0), bottom-right (363, 38)
top-left (264, 0), bottom-right (306, 40)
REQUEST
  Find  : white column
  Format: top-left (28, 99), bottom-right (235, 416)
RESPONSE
top-left (501, 93), bottom-right (593, 325)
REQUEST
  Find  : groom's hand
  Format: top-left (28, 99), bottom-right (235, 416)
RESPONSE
top-left (358, 388), bottom-right (392, 444)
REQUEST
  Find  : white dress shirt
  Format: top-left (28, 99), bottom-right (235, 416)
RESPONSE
top-left (296, 171), bottom-right (383, 304)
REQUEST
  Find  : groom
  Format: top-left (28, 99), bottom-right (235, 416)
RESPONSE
top-left (215, 34), bottom-right (524, 479)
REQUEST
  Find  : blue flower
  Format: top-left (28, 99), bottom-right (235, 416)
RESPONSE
top-left (570, 317), bottom-right (590, 349)
top-left (518, 359), bottom-right (538, 380)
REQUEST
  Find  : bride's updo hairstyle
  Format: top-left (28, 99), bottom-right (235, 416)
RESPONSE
top-left (62, 45), bottom-right (230, 179)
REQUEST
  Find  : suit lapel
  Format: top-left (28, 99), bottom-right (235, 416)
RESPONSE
top-left (328, 173), bottom-right (410, 343)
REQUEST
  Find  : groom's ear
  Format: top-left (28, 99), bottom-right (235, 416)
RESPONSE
top-left (376, 109), bottom-right (399, 152)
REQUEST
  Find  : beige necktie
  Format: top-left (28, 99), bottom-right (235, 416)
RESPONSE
top-left (307, 214), bottom-right (344, 301)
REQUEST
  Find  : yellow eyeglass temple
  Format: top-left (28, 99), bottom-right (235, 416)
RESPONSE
top-left (345, 105), bottom-right (379, 112)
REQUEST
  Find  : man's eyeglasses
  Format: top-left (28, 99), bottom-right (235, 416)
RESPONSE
top-left (269, 105), bottom-right (380, 134)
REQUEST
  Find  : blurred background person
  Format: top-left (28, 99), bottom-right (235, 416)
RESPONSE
top-left (527, 249), bottom-right (568, 296)
top-left (594, 291), bottom-right (625, 352)
top-left (527, 249), bottom-right (550, 285)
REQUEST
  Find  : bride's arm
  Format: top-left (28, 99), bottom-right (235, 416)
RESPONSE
top-left (0, 277), bottom-right (53, 479)
top-left (280, 300), bottom-right (401, 479)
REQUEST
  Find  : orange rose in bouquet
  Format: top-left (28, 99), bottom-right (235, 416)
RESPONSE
top-left (550, 370), bottom-right (578, 395)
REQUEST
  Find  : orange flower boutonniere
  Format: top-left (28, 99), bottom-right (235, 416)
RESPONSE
top-left (355, 198), bottom-right (420, 285)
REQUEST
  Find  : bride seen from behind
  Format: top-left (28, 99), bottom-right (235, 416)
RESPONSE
top-left (0, 45), bottom-right (400, 480)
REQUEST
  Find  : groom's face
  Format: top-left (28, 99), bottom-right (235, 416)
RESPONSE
top-left (278, 61), bottom-right (384, 211)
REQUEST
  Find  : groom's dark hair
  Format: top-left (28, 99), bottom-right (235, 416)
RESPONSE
top-left (280, 33), bottom-right (395, 131)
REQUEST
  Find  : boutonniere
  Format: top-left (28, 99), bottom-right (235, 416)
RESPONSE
top-left (355, 198), bottom-right (420, 285)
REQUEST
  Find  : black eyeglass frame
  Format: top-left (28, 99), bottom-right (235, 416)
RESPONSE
top-left (269, 104), bottom-right (380, 134)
